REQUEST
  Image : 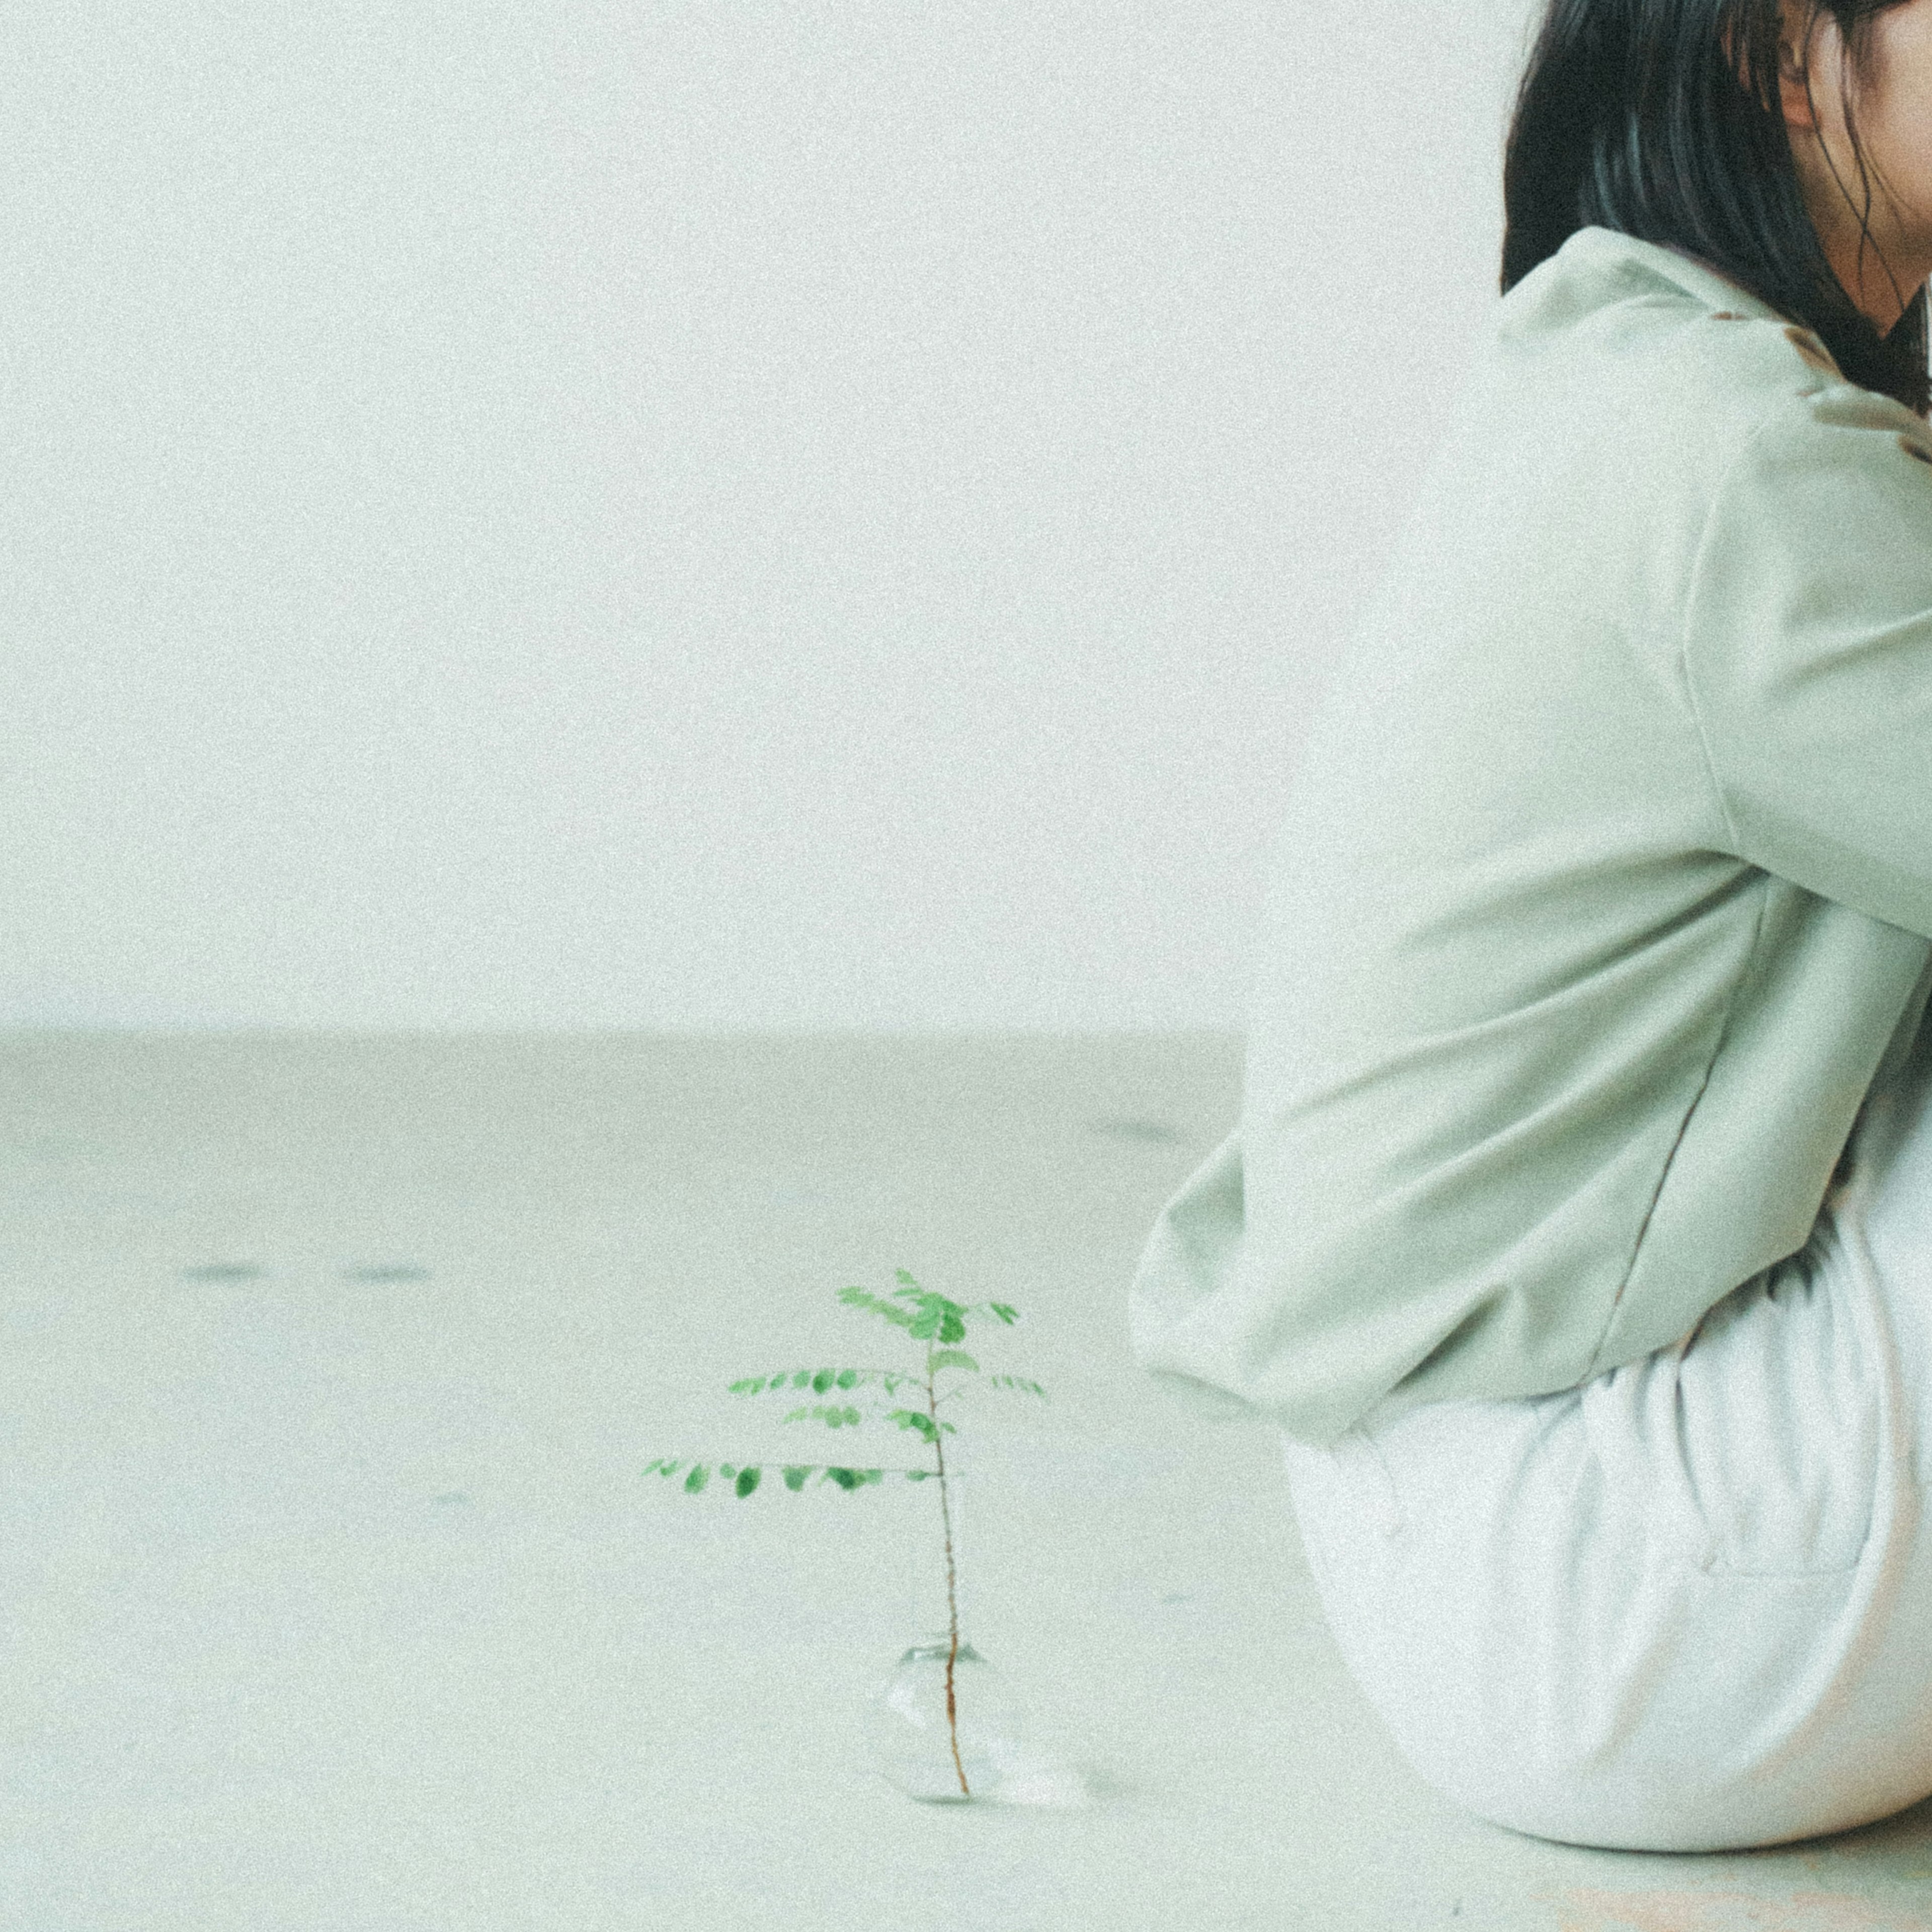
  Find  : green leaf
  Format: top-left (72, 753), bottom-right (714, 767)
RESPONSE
top-left (905, 1469), bottom-right (934, 1481)
top-left (790, 1370), bottom-right (813, 1389)
top-left (684, 1464), bottom-right (710, 1494)
top-left (891, 1409), bottom-right (938, 1440)
top-left (736, 1466), bottom-right (760, 1498)
top-left (834, 1369), bottom-right (859, 1389)
top-left (894, 1268), bottom-right (922, 1290)
top-left (719, 1464), bottom-right (736, 1478)
top-left (783, 1466), bottom-right (810, 1491)
top-left (895, 1285), bottom-right (972, 1346)
top-left (929, 1350), bottom-right (979, 1374)
top-left (989, 1375), bottom-right (1051, 1400)
top-left (838, 1286), bottom-right (916, 1330)
top-left (828, 1467), bottom-right (858, 1490)
top-left (988, 1303), bottom-right (1018, 1324)
top-left (728, 1377), bottom-right (764, 1395)
top-left (791, 1403), bottom-right (863, 1430)
top-left (643, 1458), bottom-right (677, 1477)
top-left (811, 1367), bottom-right (836, 1394)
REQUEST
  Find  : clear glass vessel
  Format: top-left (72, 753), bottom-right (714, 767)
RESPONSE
top-left (865, 1464), bottom-right (1030, 1802)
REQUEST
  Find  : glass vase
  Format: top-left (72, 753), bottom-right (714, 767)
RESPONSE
top-left (864, 1463), bottom-right (1030, 1802)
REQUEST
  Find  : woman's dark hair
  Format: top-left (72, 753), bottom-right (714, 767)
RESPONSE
top-left (1501, 0), bottom-right (1930, 417)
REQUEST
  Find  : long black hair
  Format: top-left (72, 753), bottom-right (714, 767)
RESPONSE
top-left (1501, 0), bottom-right (1930, 417)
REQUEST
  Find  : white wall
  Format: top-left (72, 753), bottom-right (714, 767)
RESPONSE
top-left (0, 0), bottom-right (1540, 1033)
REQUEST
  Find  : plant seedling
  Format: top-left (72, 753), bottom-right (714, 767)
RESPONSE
top-left (644, 1268), bottom-right (1050, 1795)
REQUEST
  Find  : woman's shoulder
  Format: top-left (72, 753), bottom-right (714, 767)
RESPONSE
top-left (1491, 225), bottom-right (1924, 475)
top-left (1504, 229), bottom-right (1810, 365)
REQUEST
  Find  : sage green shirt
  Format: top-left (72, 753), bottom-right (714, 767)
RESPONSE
top-left (1129, 224), bottom-right (1932, 1448)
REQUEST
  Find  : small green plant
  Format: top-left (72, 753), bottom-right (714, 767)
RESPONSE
top-left (645, 1267), bottom-right (1049, 1797)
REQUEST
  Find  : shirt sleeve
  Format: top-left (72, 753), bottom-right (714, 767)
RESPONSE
top-left (1683, 379), bottom-right (1932, 939)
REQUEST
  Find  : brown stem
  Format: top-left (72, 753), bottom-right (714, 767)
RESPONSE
top-left (928, 1360), bottom-right (969, 1797)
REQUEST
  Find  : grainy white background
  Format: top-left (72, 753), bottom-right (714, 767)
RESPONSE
top-left (1, 0), bottom-right (1539, 1032)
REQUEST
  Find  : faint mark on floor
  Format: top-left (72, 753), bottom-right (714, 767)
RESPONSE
top-left (1548, 1885), bottom-right (1932, 1931)
top-left (1085, 1118), bottom-right (1187, 1146)
top-left (1160, 1591), bottom-right (1191, 1604)
top-left (430, 1491), bottom-right (470, 1507)
top-left (179, 1262), bottom-right (265, 1282)
top-left (766, 1185), bottom-right (835, 1209)
top-left (343, 1264), bottom-right (431, 1283)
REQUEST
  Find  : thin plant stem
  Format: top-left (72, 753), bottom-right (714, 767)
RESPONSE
top-left (927, 1351), bottom-right (969, 1797)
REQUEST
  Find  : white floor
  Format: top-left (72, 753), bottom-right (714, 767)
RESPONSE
top-left (5, 1030), bottom-right (1932, 1931)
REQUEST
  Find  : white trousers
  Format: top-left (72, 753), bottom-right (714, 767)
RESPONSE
top-left (1280, 999), bottom-right (1932, 1852)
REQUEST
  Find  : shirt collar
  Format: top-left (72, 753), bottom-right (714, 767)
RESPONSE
top-left (1525, 225), bottom-right (1797, 327)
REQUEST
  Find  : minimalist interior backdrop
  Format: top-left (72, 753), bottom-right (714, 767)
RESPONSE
top-left (1, 0), bottom-right (1541, 1033)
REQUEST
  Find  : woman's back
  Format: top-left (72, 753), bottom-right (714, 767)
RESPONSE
top-left (1129, 225), bottom-right (1932, 1446)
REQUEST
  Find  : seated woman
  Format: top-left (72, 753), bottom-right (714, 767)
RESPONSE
top-left (1129, 0), bottom-right (1932, 1852)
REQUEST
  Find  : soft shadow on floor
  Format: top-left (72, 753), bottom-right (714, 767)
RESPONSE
top-left (1527, 1787), bottom-right (1932, 1931)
